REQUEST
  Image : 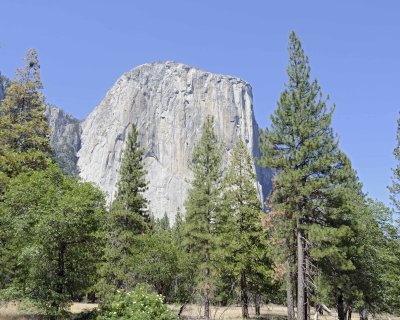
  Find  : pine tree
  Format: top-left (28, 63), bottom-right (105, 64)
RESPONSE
top-left (183, 116), bottom-right (222, 320)
top-left (385, 113), bottom-right (400, 313)
top-left (389, 113), bottom-right (400, 214)
top-left (116, 124), bottom-right (149, 223)
top-left (0, 49), bottom-right (53, 295)
top-left (259, 32), bottom-right (359, 320)
top-left (98, 123), bottom-right (149, 294)
top-left (155, 212), bottom-right (170, 232)
top-left (171, 208), bottom-right (196, 304)
top-left (216, 139), bottom-right (273, 319)
top-left (0, 49), bottom-right (52, 192)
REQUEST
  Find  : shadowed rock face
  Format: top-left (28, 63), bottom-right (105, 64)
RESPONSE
top-left (0, 82), bottom-right (4, 102)
top-left (77, 62), bottom-right (272, 219)
top-left (0, 75), bottom-right (81, 175)
top-left (45, 105), bottom-right (81, 176)
top-left (0, 73), bottom-right (8, 104)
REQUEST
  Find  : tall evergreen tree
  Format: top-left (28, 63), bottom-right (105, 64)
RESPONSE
top-left (0, 49), bottom-right (53, 297)
top-left (0, 49), bottom-right (52, 192)
top-left (216, 139), bottom-right (273, 319)
top-left (259, 32), bottom-right (359, 320)
top-left (386, 113), bottom-right (400, 312)
top-left (183, 116), bottom-right (222, 320)
top-left (98, 123), bottom-right (149, 294)
top-left (389, 113), bottom-right (400, 214)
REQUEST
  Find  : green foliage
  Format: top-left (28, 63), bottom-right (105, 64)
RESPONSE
top-left (102, 211), bottom-right (194, 304)
top-left (259, 32), bottom-right (363, 317)
top-left (155, 213), bottom-right (170, 232)
top-left (98, 124), bottom-right (150, 294)
top-left (170, 210), bottom-right (196, 303)
top-left (0, 49), bottom-right (52, 192)
top-left (387, 112), bottom-right (400, 313)
top-left (117, 124), bottom-right (149, 224)
top-left (352, 200), bottom-right (399, 313)
top-left (131, 232), bottom-right (180, 302)
top-left (389, 113), bottom-right (400, 213)
top-left (215, 139), bottom-right (274, 309)
top-left (0, 165), bottom-right (106, 317)
top-left (183, 116), bottom-right (222, 303)
top-left (97, 285), bottom-right (177, 320)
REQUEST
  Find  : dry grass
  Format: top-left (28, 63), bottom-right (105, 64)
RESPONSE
top-left (0, 302), bottom-right (98, 320)
top-left (0, 302), bottom-right (398, 320)
top-left (179, 304), bottom-right (400, 320)
top-left (67, 302), bottom-right (98, 314)
top-left (179, 303), bottom-right (288, 320)
top-left (0, 302), bottom-right (38, 320)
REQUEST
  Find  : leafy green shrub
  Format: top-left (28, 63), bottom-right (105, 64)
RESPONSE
top-left (96, 285), bottom-right (177, 320)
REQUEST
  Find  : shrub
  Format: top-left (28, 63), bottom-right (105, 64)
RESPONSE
top-left (96, 285), bottom-right (177, 320)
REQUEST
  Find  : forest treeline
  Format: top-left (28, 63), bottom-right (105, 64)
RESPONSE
top-left (0, 32), bottom-right (399, 320)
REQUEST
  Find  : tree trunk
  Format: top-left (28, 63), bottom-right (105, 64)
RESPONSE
top-left (359, 308), bottom-right (368, 320)
top-left (254, 293), bottom-right (261, 318)
top-left (297, 226), bottom-right (305, 320)
top-left (240, 271), bottom-right (249, 319)
top-left (347, 306), bottom-right (352, 320)
top-left (178, 304), bottom-right (186, 319)
top-left (286, 258), bottom-right (296, 320)
top-left (337, 292), bottom-right (345, 320)
top-left (314, 305), bottom-right (320, 320)
top-left (305, 253), bottom-right (311, 320)
top-left (204, 249), bottom-right (210, 320)
top-left (49, 242), bottom-right (66, 320)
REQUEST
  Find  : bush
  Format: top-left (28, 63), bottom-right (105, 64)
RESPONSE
top-left (96, 285), bottom-right (177, 320)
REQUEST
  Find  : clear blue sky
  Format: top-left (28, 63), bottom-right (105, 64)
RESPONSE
top-left (1, 0), bottom-right (400, 207)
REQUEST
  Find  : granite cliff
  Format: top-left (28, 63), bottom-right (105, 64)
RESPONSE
top-left (0, 81), bottom-right (4, 102)
top-left (45, 105), bottom-right (81, 176)
top-left (77, 62), bottom-right (271, 219)
top-left (0, 73), bottom-right (8, 103)
top-left (2, 63), bottom-right (272, 220)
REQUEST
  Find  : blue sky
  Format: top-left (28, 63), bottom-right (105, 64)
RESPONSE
top-left (1, 0), bottom-right (400, 206)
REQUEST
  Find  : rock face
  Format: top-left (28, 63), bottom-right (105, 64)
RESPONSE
top-left (0, 81), bottom-right (4, 102)
top-left (0, 73), bottom-right (8, 104)
top-left (45, 105), bottom-right (81, 176)
top-left (0, 72), bottom-right (81, 175)
top-left (77, 62), bottom-right (272, 219)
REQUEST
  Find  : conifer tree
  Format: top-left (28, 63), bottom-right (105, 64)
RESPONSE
top-left (389, 113), bottom-right (400, 214)
top-left (183, 116), bottom-right (222, 320)
top-left (173, 208), bottom-right (184, 246)
top-left (386, 113), bottom-right (400, 312)
top-left (216, 139), bottom-right (273, 319)
top-left (259, 32), bottom-right (359, 320)
top-left (0, 49), bottom-right (53, 294)
top-left (171, 208), bottom-right (196, 304)
top-left (98, 123), bottom-right (149, 294)
top-left (0, 49), bottom-right (52, 192)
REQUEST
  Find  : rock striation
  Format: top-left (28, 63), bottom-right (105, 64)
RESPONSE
top-left (77, 62), bottom-right (272, 219)
top-left (1, 64), bottom-right (272, 220)
top-left (0, 73), bottom-right (7, 104)
top-left (0, 81), bottom-right (4, 102)
top-left (45, 105), bottom-right (81, 176)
